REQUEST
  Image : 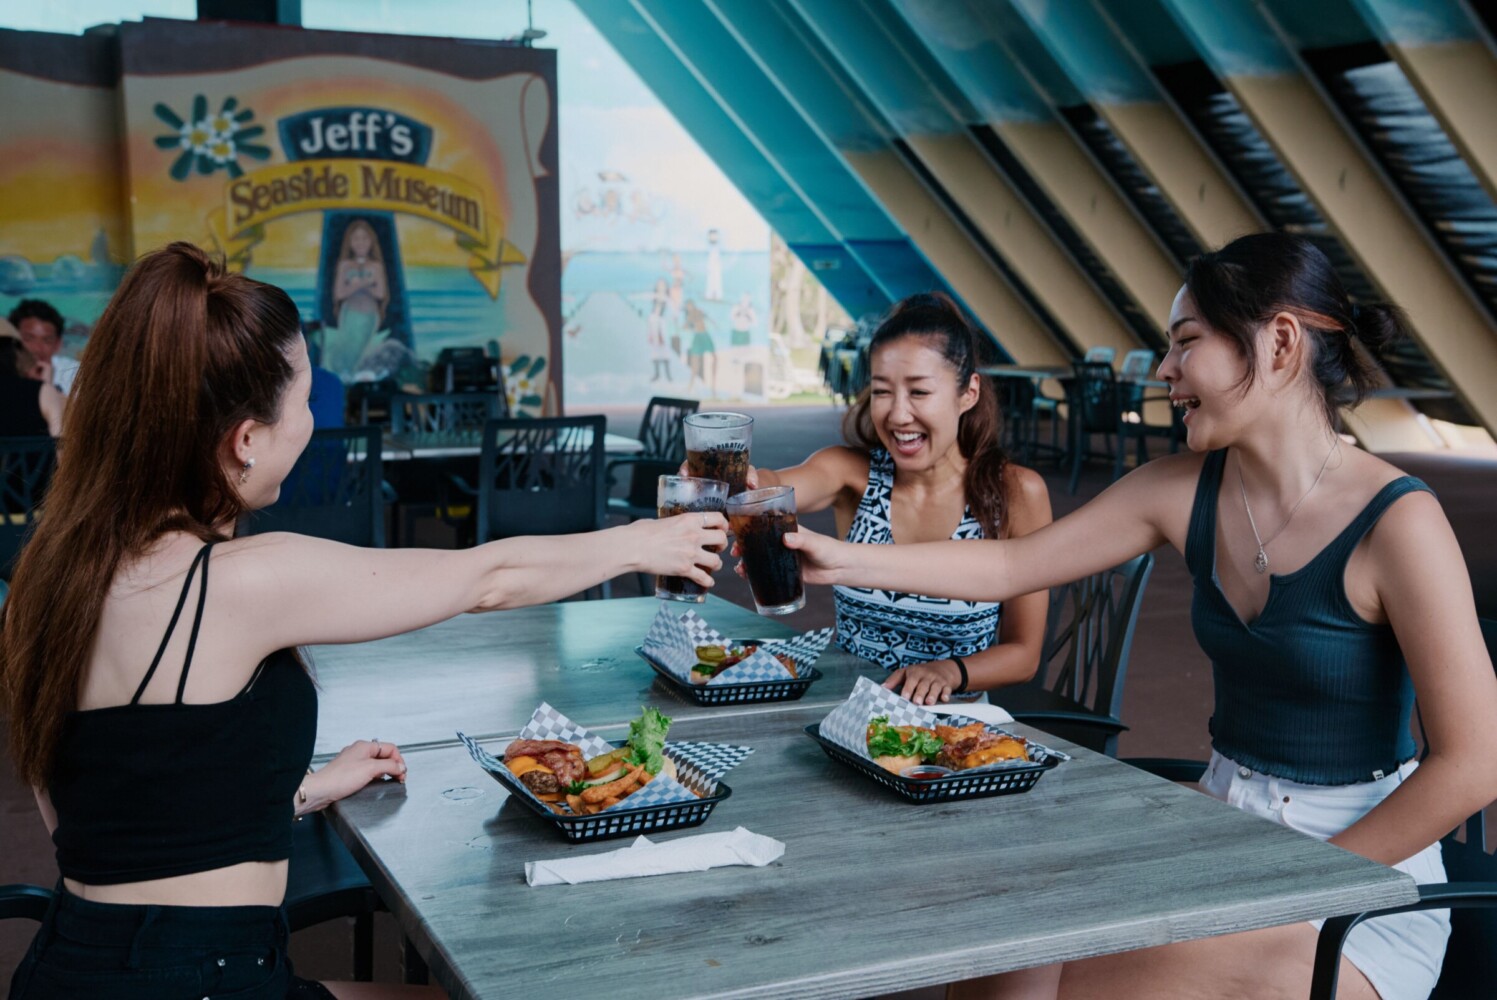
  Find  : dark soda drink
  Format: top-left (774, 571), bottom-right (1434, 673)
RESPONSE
top-left (655, 496), bottom-right (727, 601)
top-left (686, 445), bottom-right (750, 496)
top-left (726, 487), bottom-right (805, 615)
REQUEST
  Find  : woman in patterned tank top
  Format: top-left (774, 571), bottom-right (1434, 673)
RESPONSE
top-left (748, 293), bottom-right (1053, 705)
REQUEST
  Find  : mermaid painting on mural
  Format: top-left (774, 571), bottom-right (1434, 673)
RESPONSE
top-left (323, 219), bottom-right (389, 378)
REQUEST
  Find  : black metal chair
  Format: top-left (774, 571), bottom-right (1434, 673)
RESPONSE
top-left (0, 883), bottom-right (53, 922)
top-left (998, 553), bottom-right (1155, 756)
top-left (1068, 360), bottom-right (1153, 494)
top-left (471, 416), bottom-right (608, 596)
top-left (388, 391), bottom-right (506, 435)
top-left (605, 397), bottom-right (700, 523)
top-left (241, 427), bottom-right (386, 547)
top-left (1127, 619), bottom-right (1497, 999)
top-left (1, 436), bottom-right (57, 581)
top-left (285, 812), bottom-right (377, 982)
top-left (1306, 617), bottom-right (1497, 999)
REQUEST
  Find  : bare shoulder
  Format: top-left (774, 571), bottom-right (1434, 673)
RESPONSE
top-left (806, 444), bottom-right (871, 486)
top-left (1003, 463), bottom-right (1051, 510)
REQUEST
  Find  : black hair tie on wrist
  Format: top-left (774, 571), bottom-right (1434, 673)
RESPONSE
top-left (950, 655), bottom-right (969, 694)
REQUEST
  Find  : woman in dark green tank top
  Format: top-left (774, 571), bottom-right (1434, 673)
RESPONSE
top-left (786, 232), bottom-right (1497, 1000)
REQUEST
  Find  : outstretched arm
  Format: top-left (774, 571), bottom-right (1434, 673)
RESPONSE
top-left (751, 446), bottom-right (867, 516)
top-left (788, 455), bottom-right (1190, 603)
top-left (225, 513), bottom-right (727, 652)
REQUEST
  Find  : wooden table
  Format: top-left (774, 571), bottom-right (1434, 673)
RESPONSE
top-left (381, 429), bottom-right (644, 461)
top-left (308, 595), bottom-right (881, 758)
top-left (330, 705), bottom-right (1417, 1000)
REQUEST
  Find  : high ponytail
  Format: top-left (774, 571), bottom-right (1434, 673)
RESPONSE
top-left (1, 242), bottom-right (302, 786)
top-left (843, 292), bottom-right (1012, 539)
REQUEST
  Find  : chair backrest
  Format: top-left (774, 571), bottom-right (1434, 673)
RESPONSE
top-left (1082, 345), bottom-right (1116, 364)
top-left (389, 392), bottom-right (504, 435)
top-left (476, 415), bottom-right (606, 544)
top-left (1119, 350), bottom-right (1156, 381)
top-left (0, 436), bottom-right (57, 581)
top-left (1036, 553), bottom-right (1155, 745)
top-left (242, 426), bottom-right (386, 547)
top-left (623, 397), bottom-right (700, 508)
top-left (0, 883), bottom-right (53, 922)
top-left (1071, 360), bottom-right (1123, 433)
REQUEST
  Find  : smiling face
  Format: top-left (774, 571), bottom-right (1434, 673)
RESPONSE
top-left (868, 335), bottom-right (978, 471)
top-left (1158, 285), bottom-right (1270, 452)
top-left (347, 223), bottom-right (374, 259)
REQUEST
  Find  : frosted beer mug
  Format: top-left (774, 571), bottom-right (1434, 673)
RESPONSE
top-left (655, 475), bottom-right (729, 602)
top-left (726, 486), bottom-right (805, 615)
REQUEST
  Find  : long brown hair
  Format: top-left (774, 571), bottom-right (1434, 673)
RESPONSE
top-left (0, 242), bottom-right (301, 786)
top-left (843, 292), bottom-right (1011, 538)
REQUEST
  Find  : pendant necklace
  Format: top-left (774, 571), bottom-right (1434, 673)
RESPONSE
top-left (1236, 438), bottom-right (1340, 574)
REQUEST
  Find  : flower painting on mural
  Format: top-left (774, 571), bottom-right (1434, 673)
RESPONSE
top-left (153, 95), bottom-right (272, 180)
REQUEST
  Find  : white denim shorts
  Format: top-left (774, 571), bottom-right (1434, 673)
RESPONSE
top-left (1200, 752), bottom-right (1449, 1000)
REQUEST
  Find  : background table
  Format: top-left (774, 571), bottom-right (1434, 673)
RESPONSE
top-left (330, 706), bottom-right (1416, 1000)
top-left (381, 429), bottom-right (645, 462)
top-left (309, 595), bottom-right (880, 758)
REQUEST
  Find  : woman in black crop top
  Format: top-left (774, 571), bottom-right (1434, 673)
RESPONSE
top-left (0, 243), bottom-right (727, 1000)
top-left (784, 233), bottom-right (1497, 1000)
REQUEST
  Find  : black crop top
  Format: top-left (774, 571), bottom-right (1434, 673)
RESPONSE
top-left (49, 544), bottom-right (318, 885)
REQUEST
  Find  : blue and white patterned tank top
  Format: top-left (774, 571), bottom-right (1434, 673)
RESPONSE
top-left (833, 450), bottom-right (1001, 693)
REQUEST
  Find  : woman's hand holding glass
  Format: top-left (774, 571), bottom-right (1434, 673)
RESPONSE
top-left (628, 511), bottom-right (728, 590)
top-left (883, 660), bottom-right (964, 706)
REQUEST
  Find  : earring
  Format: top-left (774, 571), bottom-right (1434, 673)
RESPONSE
top-left (239, 457), bottom-right (256, 485)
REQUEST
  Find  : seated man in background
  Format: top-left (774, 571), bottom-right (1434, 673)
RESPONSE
top-left (9, 299), bottom-right (78, 396)
top-left (0, 336), bottom-right (64, 438)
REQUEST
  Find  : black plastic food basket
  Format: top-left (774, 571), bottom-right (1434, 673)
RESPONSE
top-left (485, 748), bottom-right (732, 844)
top-left (635, 646), bottom-right (821, 706)
top-left (804, 722), bottom-right (1060, 804)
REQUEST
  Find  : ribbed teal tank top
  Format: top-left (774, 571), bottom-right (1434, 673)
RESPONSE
top-left (1187, 449), bottom-right (1426, 784)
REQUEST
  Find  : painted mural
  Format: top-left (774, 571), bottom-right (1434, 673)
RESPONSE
top-left (0, 31), bottom-right (127, 365)
top-left (116, 21), bottom-right (560, 412)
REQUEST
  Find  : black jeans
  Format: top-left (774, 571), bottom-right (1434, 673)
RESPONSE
top-left (8, 884), bottom-right (330, 999)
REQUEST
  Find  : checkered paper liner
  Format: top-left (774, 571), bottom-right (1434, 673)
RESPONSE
top-left (818, 676), bottom-right (1071, 768)
top-left (642, 606), bottom-right (833, 685)
top-left (456, 703), bottom-right (753, 814)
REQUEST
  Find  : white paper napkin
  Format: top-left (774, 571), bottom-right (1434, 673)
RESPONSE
top-left (525, 827), bottom-right (784, 887)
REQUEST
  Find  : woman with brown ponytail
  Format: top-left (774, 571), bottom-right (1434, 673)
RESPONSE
top-left (749, 292), bottom-right (1053, 705)
top-left (0, 243), bottom-right (726, 999)
top-left (786, 234), bottom-right (1497, 999)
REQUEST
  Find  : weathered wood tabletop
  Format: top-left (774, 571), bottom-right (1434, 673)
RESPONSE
top-left (330, 705), bottom-right (1417, 1000)
top-left (308, 595), bottom-right (881, 757)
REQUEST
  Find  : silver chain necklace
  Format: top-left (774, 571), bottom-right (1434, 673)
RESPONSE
top-left (1236, 439), bottom-right (1340, 574)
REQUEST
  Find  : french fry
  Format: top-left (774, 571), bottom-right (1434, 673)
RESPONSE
top-left (581, 764), bottom-right (644, 804)
top-left (565, 793), bottom-right (585, 815)
top-left (599, 796), bottom-right (620, 808)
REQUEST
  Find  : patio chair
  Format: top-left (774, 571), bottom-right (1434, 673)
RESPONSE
top-left (0, 436), bottom-right (57, 581)
top-left (0, 882), bottom-right (53, 922)
top-left (470, 415), bottom-right (608, 597)
top-left (605, 397), bottom-right (700, 523)
top-left (1067, 361), bottom-right (1133, 494)
top-left (241, 426), bottom-right (386, 547)
top-left (998, 553), bottom-right (1154, 756)
top-left (389, 391), bottom-right (506, 435)
top-left (1129, 620), bottom-right (1497, 999)
top-left (285, 812), bottom-right (377, 982)
top-left (1307, 616), bottom-right (1497, 999)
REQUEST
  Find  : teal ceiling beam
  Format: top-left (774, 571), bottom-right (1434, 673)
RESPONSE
top-left (1156, 0), bottom-right (1497, 437)
top-left (700, 0), bottom-right (1075, 360)
top-left (1006, 0), bottom-right (1264, 248)
top-left (572, 0), bottom-right (891, 315)
top-left (623, 0), bottom-right (946, 305)
top-left (1348, 0), bottom-right (1497, 201)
